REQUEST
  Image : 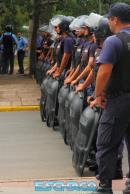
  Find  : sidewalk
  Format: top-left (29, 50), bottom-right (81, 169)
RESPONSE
top-left (0, 74), bottom-right (40, 109)
top-left (0, 178), bottom-right (126, 193)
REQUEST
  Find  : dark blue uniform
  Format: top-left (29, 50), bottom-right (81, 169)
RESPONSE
top-left (0, 32), bottom-right (18, 74)
top-left (97, 28), bottom-right (130, 180)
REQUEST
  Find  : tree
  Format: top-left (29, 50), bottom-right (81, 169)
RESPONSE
top-left (0, 0), bottom-right (31, 32)
top-left (29, 0), bottom-right (59, 75)
top-left (29, 0), bottom-right (41, 75)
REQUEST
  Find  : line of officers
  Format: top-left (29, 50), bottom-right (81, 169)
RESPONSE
top-left (38, 3), bottom-right (130, 194)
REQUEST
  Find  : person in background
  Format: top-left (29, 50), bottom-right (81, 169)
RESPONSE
top-left (0, 25), bottom-right (18, 74)
top-left (17, 31), bottom-right (28, 74)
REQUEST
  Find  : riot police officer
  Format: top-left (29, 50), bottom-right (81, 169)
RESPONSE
top-left (0, 25), bottom-right (18, 74)
top-left (53, 19), bottom-right (74, 78)
top-left (90, 3), bottom-right (130, 194)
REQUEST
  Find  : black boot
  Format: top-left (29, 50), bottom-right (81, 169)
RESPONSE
top-left (87, 150), bottom-right (98, 171)
top-left (91, 179), bottom-right (113, 194)
top-left (113, 158), bottom-right (123, 180)
top-left (123, 179), bottom-right (130, 194)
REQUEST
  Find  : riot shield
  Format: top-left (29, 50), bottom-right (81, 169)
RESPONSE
top-left (45, 77), bottom-right (59, 128)
top-left (40, 76), bottom-right (51, 122)
top-left (70, 91), bottom-right (84, 150)
top-left (35, 60), bottom-right (44, 85)
top-left (58, 85), bottom-right (70, 138)
top-left (72, 106), bottom-right (100, 176)
top-left (45, 76), bottom-right (55, 127)
top-left (41, 60), bottom-right (51, 83)
top-left (64, 86), bottom-right (75, 145)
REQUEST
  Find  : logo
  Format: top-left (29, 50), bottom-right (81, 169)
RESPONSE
top-left (34, 180), bottom-right (97, 192)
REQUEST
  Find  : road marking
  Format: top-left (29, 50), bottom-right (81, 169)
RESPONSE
top-left (0, 106), bottom-right (40, 111)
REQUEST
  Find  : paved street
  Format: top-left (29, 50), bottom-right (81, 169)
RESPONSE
top-left (0, 111), bottom-right (128, 193)
top-left (0, 111), bottom-right (77, 180)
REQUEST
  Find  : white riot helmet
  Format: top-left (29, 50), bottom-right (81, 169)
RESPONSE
top-left (81, 13), bottom-right (103, 35)
top-left (50, 15), bottom-right (65, 27)
top-left (74, 15), bottom-right (89, 29)
top-left (87, 12), bottom-right (103, 28)
top-left (39, 25), bottom-right (49, 33)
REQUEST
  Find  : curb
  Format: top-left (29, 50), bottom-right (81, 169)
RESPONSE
top-left (0, 106), bottom-right (40, 112)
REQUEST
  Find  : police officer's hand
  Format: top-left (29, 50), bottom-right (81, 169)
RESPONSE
top-left (64, 78), bottom-right (71, 85)
top-left (71, 79), bottom-right (78, 86)
top-left (75, 83), bottom-right (84, 93)
top-left (46, 68), bottom-right (53, 75)
top-left (65, 70), bottom-right (71, 78)
top-left (50, 60), bottom-right (54, 65)
top-left (87, 95), bottom-right (94, 104)
top-left (90, 95), bottom-right (106, 109)
top-left (46, 70), bottom-right (51, 75)
top-left (53, 72), bottom-right (61, 78)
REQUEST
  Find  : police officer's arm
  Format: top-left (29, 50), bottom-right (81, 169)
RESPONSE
top-left (47, 48), bottom-right (54, 62)
top-left (59, 52), bottom-right (71, 73)
top-left (47, 64), bottom-right (57, 75)
top-left (75, 43), bottom-right (97, 83)
top-left (90, 63), bottom-right (113, 109)
top-left (90, 35), bottom-right (121, 108)
top-left (53, 52), bottom-right (71, 78)
top-left (67, 68), bottom-right (75, 78)
top-left (65, 67), bottom-right (74, 78)
top-left (75, 69), bottom-right (94, 92)
top-left (72, 56), bottom-right (94, 85)
top-left (95, 63), bottom-right (113, 96)
top-left (64, 65), bottom-right (80, 84)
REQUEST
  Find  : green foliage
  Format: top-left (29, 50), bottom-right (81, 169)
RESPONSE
top-left (0, 0), bottom-right (31, 33)
top-left (53, 0), bottom-right (130, 17)
top-left (1, 0), bottom-right (130, 34)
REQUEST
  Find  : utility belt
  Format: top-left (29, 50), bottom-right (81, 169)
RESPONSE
top-left (106, 90), bottom-right (130, 99)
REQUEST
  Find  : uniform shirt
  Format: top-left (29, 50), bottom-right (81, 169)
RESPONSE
top-left (55, 37), bottom-right (64, 66)
top-left (98, 28), bottom-right (130, 95)
top-left (98, 28), bottom-right (130, 66)
top-left (89, 43), bottom-right (98, 57)
top-left (72, 38), bottom-right (85, 68)
top-left (80, 41), bottom-right (95, 71)
top-left (17, 36), bottom-right (28, 51)
top-left (84, 44), bottom-right (100, 96)
top-left (81, 41), bottom-right (91, 62)
top-left (62, 36), bottom-right (74, 54)
top-left (61, 35), bottom-right (74, 69)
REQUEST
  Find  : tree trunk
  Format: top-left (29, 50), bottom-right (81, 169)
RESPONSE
top-left (29, 0), bottom-right (41, 75)
top-left (29, 0), bottom-right (59, 75)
